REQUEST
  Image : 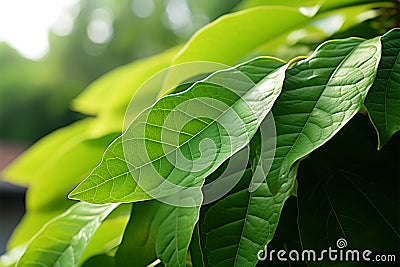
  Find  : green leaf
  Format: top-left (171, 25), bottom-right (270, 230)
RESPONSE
top-left (17, 203), bottom-right (118, 267)
top-left (317, 0), bottom-right (393, 12)
top-left (173, 1), bottom-right (391, 66)
top-left (115, 201), bottom-right (158, 267)
top-left (69, 57), bottom-right (288, 204)
top-left (72, 46), bottom-right (179, 115)
top-left (236, 0), bottom-right (390, 12)
top-left (3, 119), bottom-right (117, 211)
top-left (81, 254), bottom-right (115, 267)
top-left (296, 115), bottom-right (400, 266)
top-left (3, 119), bottom-right (92, 186)
top-left (72, 46), bottom-right (181, 137)
top-left (1, 81), bottom-right (118, 253)
top-left (0, 244), bottom-right (26, 267)
top-left (116, 190), bottom-right (201, 267)
top-left (173, 7), bottom-right (309, 65)
top-left (234, 37), bottom-right (380, 265)
top-left (193, 37), bottom-right (381, 266)
top-left (154, 191), bottom-right (202, 266)
top-left (2, 119), bottom-right (118, 249)
top-left (256, 196), bottom-right (306, 267)
top-left (365, 28), bottom-right (400, 149)
top-left (6, 209), bottom-right (70, 250)
top-left (192, 160), bottom-right (299, 267)
top-left (79, 204), bottom-right (130, 265)
top-left (235, 0), bottom-right (321, 11)
top-left (251, 2), bottom-right (389, 61)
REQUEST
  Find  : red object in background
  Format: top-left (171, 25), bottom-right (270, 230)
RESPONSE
top-left (0, 143), bottom-right (25, 171)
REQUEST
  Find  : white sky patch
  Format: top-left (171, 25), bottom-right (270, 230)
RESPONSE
top-left (0, 0), bottom-right (80, 60)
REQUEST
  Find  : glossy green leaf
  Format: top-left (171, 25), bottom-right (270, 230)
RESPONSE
top-left (17, 203), bottom-right (118, 267)
top-left (192, 37), bottom-right (381, 266)
top-left (69, 57), bottom-right (288, 204)
top-left (365, 28), bottom-right (400, 149)
top-left (232, 37), bottom-right (380, 266)
top-left (173, 7), bottom-right (309, 65)
top-left (297, 115), bottom-right (400, 266)
top-left (192, 160), bottom-right (300, 267)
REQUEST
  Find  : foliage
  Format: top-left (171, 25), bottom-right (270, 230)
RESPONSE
top-left (1, 0), bottom-right (399, 266)
top-left (0, 0), bottom-right (238, 143)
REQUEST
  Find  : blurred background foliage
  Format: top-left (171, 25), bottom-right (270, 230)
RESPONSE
top-left (0, 0), bottom-right (241, 144)
top-left (0, 0), bottom-right (395, 144)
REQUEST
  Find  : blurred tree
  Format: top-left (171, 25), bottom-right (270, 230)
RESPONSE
top-left (0, 0), bottom-right (241, 144)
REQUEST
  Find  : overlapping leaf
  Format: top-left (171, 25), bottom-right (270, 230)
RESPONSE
top-left (252, 2), bottom-right (389, 61)
top-left (116, 190), bottom-right (202, 267)
top-left (72, 46), bottom-right (181, 137)
top-left (173, 7), bottom-right (309, 65)
top-left (69, 57), bottom-right (288, 204)
top-left (81, 254), bottom-right (115, 267)
top-left (0, 245), bottom-right (26, 267)
top-left (2, 119), bottom-right (117, 248)
top-left (236, 0), bottom-right (389, 12)
top-left (192, 37), bottom-right (381, 267)
top-left (365, 28), bottom-right (400, 149)
top-left (113, 58), bottom-right (301, 267)
top-left (235, 0), bottom-right (320, 11)
top-left (174, 1), bottom-right (391, 66)
top-left (4, 2), bottom-right (388, 255)
top-left (79, 204), bottom-right (131, 265)
top-left (2, 49), bottom-right (178, 249)
top-left (17, 203), bottom-right (118, 267)
top-left (115, 201), bottom-right (158, 267)
top-left (3, 119), bottom-right (95, 187)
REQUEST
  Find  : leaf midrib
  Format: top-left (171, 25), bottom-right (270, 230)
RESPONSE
top-left (73, 65), bottom-right (283, 197)
top-left (233, 39), bottom-right (368, 267)
top-left (279, 39), bottom-right (363, 170)
top-left (18, 205), bottom-right (116, 267)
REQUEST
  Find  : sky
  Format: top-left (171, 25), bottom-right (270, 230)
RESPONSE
top-left (0, 0), bottom-right (80, 60)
